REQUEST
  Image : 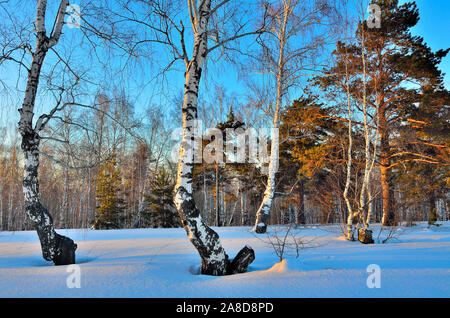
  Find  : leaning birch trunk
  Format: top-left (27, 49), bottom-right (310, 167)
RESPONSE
top-left (343, 29), bottom-right (355, 241)
top-left (173, 0), bottom-right (254, 276)
top-left (253, 2), bottom-right (288, 234)
top-left (253, 122), bottom-right (280, 233)
top-left (359, 27), bottom-right (370, 226)
top-left (17, 0), bottom-right (76, 265)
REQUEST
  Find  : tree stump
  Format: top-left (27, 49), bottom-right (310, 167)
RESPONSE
top-left (255, 223), bottom-right (267, 234)
top-left (358, 228), bottom-right (374, 244)
top-left (227, 245), bottom-right (255, 274)
top-left (53, 234), bottom-right (77, 266)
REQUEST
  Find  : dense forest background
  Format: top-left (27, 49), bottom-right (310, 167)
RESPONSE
top-left (0, 0), bottom-right (448, 233)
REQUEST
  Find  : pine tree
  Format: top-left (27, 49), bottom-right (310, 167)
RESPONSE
top-left (280, 95), bottom-right (355, 224)
top-left (193, 107), bottom-right (247, 226)
top-left (397, 88), bottom-right (450, 224)
top-left (279, 96), bottom-right (327, 225)
top-left (315, 0), bottom-right (449, 225)
top-left (94, 158), bottom-right (126, 229)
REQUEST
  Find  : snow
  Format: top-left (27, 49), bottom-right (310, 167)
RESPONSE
top-left (0, 222), bottom-right (449, 298)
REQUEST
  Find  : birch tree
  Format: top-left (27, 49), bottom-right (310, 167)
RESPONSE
top-left (342, 24), bottom-right (355, 240)
top-left (16, 0), bottom-right (77, 265)
top-left (252, 0), bottom-right (337, 233)
top-left (356, 1), bottom-right (379, 236)
top-left (342, 3), bottom-right (376, 241)
top-left (110, 0), bottom-right (265, 275)
top-left (336, 3), bottom-right (378, 241)
top-left (173, 0), bottom-right (261, 275)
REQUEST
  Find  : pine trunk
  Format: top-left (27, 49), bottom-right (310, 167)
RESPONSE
top-left (428, 192), bottom-right (437, 225)
top-left (296, 180), bottom-right (305, 225)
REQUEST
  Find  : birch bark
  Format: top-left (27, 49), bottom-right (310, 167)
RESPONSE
top-left (343, 24), bottom-right (355, 240)
top-left (18, 0), bottom-right (76, 264)
top-left (253, 0), bottom-right (289, 234)
top-left (252, 0), bottom-right (331, 233)
top-left (173, 0), bottom-right (254, 275)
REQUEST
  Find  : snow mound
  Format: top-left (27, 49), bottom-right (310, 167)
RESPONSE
top-left (188, 264), bottom-right (201, 275)
top-left (265, 259), bottom-right (292, 273)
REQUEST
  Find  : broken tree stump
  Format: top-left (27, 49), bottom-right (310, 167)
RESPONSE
top-left (227, 245), bottom-right (255, 274)
top-left (53, 234), bottom-right (77, 266)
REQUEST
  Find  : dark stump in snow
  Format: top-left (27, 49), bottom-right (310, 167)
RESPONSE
top-left (53, 234), bottom-right (77, 265)
top-left (358, 228), bottom-right (374, 244)
top-left (255, 224), bottom-right (267, 234)
top-left (227, 245), bottom-right (255, 274)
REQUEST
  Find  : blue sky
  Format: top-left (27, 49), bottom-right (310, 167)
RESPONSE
top-left (407, 0), bottom-right (450, 87)
top-left (0, 0), bottom-right (449, 138)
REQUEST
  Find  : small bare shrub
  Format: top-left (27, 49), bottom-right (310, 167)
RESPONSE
top-left (255, 223), bottom-right (316, 262)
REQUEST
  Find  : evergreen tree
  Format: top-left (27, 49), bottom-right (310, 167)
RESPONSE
top-left (397, 88), bottom-right (450, 224)
top-left (94, 158), bottom-right (126, 229)
top-left (143, 168), bottom-right (181, 228)
top-left (194, 107), bottom-right (247, 226)
top-left (315, 0), bottom-right (449, 225)
top-left (280, 95), bottom-right (357, 224)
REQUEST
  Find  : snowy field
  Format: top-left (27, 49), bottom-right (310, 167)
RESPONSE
top-left (0, 222), bottom-right (449, 298)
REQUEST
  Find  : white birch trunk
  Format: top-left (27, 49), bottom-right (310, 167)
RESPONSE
top-left (253, 1), bottom-right (289, 234)
top-left (343, 32), bottom-right (355, 240)
top-left (253, 122), bottom-right (280, 233)
top-left (17, 0), bottom-right (76, 264)
top-left (240, 189), bottom-right (246, 226)
top-left (173, 0), bottom-right (254, 275)
top-left (359, 27), bottom-right (371, 229)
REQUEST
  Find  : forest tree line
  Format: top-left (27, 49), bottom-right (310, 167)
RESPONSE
top-left (1, 85), bottom-right (447, 232)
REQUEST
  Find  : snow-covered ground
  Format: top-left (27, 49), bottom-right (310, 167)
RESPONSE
top-left (1, 222), bottom-right (449, 298)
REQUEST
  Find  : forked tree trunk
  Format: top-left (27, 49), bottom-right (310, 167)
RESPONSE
top-left (17, 0), bottom-right (76, 265)
top-left (173, 0), bottom-right (254, 276)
